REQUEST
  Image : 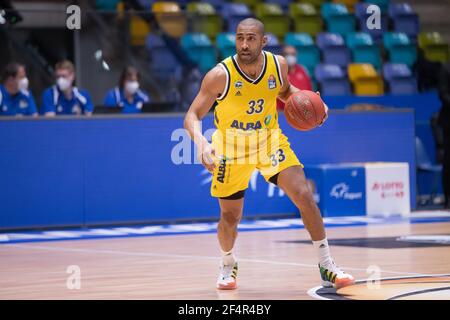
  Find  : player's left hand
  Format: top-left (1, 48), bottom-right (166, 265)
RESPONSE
top-left (316, 91), bottom-right (329, 127)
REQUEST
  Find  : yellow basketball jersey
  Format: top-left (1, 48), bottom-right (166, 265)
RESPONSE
top-left (214, 50), bottom-right (284, 134)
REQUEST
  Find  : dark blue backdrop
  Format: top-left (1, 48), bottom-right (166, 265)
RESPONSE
top-left (0, 110), bottom-right (415, 230)
top-left (324, 91), bottom-right (441, 161)
top-left (324, 91), bottom-right (442, 195)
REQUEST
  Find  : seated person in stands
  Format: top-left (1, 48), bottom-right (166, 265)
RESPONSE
top-left (0, 62), bottom-right (37, 116)
top-left (41, 60), bottom-right (94, 116)
top-left (103, 66), bottom-right (150, 113)
top-left (277, 45), bottom-right (313, 110)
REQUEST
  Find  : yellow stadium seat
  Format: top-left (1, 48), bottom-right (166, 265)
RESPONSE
top-left (152, 1), bottom-right (178, 12)
top-left (418, 32), bottom-right (450, 63)
top-left (152, 2), bottom-right (187, 38)
top-left (116, 2), bottom-right (151, 46)
top-left (130, 15), bottom-right (151, 46)
top-left (187, 2), bottom-right (223, 41)
top-left (116, 1), bottom-right (125, 18)
top-left (348, 63), bottom-right (384, 95)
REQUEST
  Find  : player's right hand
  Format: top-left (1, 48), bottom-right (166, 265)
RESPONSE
top-left (316, 91), bottom-right (329, 127)
top-left (198, 142), bottom-right (216, 173)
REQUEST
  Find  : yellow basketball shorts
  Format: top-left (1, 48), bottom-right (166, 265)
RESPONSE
top-left (210, 129), bottom-right (303, 198)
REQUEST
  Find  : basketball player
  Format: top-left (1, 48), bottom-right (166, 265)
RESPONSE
top-left (184, 18), bottom-right (355, 290)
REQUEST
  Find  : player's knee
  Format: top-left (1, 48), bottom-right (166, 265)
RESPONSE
top-left (220, 210), bottom-right (242, 226)
top-left (292, 184), bottom-right (314, 203)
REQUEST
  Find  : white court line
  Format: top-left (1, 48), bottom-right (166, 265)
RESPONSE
top-left (4, 243), bottom-right (425, 277)
top-left (2, 212), bottom-right (449, 244)
top-left (307, 273), bottom-right (450, 300)
top-left (411, 211), bottom-right (450, 218)
top-left (307, 285), bottom-right (332, 300)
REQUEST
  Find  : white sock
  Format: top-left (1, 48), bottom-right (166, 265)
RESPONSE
top-left (312, 238), bottom-right (333, 267)
top-left (221, 249), bottom-right (236, 266)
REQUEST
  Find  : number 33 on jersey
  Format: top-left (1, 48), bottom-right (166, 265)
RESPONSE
top-left (213, 50), bottom-right (283, 132)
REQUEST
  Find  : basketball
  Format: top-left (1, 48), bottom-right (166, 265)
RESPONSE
top-left (284, 90), bottom-right (327, 131)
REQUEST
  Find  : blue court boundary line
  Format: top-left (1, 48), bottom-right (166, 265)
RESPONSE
top-left (1, 212), bottom-right (450, 245)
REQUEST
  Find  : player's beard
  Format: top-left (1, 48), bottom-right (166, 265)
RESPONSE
top-left (237, 47), bottom-right (262, 65)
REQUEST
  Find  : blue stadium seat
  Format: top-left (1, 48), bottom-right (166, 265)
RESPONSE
top-left (265, 33), bottom-right (283, 55)
top-left (145, 33), bottom-right (182, 81)
top-left (317, 32), bottom-right (351, 68)
top-left (354, 3), bottom-right (388, 43)
top-left (137, 0), bottom-right (154, 10)
top-left (216, 32), bottom-right (236, 59)
top-left (221, 3), bottom-right (253, 32)
top-left (346, 32), bottom-right (382, 70)
top-left (285, 33), bottom-right (320, 76)
top-left (201, 0), bottom-right (226, 11)
top-left (180, 69), bottom-right (203, 109)
top-left (181, 33), bottom-right (217, 73)
top-left (362, 0), bottom-right (389, 13)
top-left (315, 64), bottom-right (351, 95)
top-left (383, 63), bottom-right (417, 94)
top-left (383, 32), bottom-right (417, 68)
top-left (265, 0), bottom-right (292, 12)
top-left (388, 3), bottom-right (420, 39)
top-left (321, 3), bottom-right (356, 36)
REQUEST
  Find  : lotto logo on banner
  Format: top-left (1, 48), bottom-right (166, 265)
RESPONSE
top-left (365, 163), bottom-right (411, 217)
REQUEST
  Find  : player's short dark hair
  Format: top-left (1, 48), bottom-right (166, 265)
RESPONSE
top-left (237, 18), bottom-right (265, 36)
top-left (2, 62), bottom-right (24, 83)
top-left (119, 66), bottom-right (140, 88)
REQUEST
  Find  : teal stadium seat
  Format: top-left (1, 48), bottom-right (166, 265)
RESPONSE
top-left (285, 33), bottom-right (320, 77)
top-left (383, 32), bottom-right (417, 68)
top-left (216, 33), bottom-right (236, 59)
top-left (181, 33), bottom-right (217, 73)
top-left (346, 32), bottom-right (381, 70)
top-left (321, 3), bottom-right (356, 36)
top-left (96, 0), bottom-right (120, 10)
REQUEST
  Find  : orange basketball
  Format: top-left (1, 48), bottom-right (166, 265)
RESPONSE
top-left (284, 90), bottom-right (327, 131)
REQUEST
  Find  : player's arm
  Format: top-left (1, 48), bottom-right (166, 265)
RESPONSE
top-left (276, 55), bottom-right (329, 125)
top-left (183, 65), bottom-right (226, 172)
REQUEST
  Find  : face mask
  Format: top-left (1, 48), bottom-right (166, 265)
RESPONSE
top-left (125, 81), bottom-right (139, 95)
top-left (57, 77), bottom-right (72, 91)
top-left (286, 55), bottom-right (297, 67)
top-left (18, 77), bottom-right (29, 91)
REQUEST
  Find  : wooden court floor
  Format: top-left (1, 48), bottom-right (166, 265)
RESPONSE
top-left (0, 221), bottom-right (449, 300)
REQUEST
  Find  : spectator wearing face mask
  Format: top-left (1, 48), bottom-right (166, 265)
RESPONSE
top-left (41, 60), bottom-right (94, 116)
top-left (103, 66), bottom-right (150, 113)
top-left (276, 45), bottom-right (313, 110)
top-left (0, 62), bottom-right (37, 116)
